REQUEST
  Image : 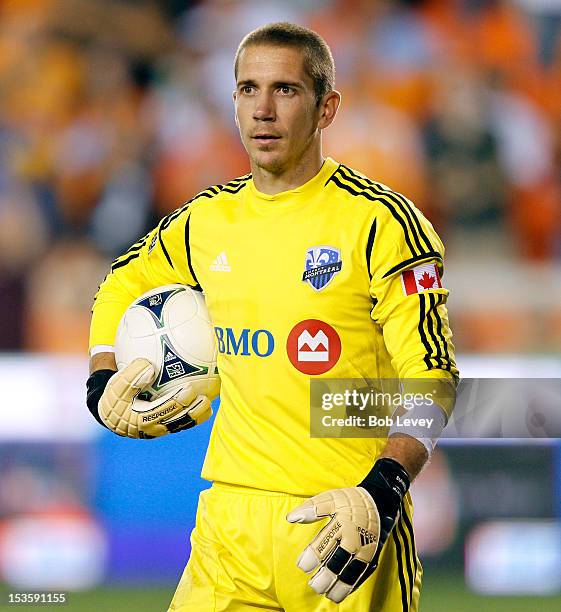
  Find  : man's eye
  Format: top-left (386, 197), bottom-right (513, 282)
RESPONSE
top-left (279, 86), bottom-right (293, 94)
top-left (241, 86), bottom-right (254, 94)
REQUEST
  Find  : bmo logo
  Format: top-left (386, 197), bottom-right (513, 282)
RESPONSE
top-left (286, 319), bottom-right (341, 374)
top-left (215, 327), bottom-right (275, 357)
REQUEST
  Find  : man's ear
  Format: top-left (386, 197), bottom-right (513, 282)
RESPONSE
top-left (318, 90), bottom-right (341, 130)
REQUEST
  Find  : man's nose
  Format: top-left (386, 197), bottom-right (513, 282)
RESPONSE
top-left (253, 92), bottom-right (275, 121)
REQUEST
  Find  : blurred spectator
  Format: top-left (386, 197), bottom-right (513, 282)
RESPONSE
top-left (24, 241), bottom-right (108, 353)
top-left (325, 89), bottom-right (429, 208)
top-left (423, 58), bottom-right (506, 234)
top-left (516, 0), bottom-right (561, 66)
top-left (0, 185), bottom-right (48, 350)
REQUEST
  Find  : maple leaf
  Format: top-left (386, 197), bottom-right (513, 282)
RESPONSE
top-left (418, 271), bottom-right (436, 290)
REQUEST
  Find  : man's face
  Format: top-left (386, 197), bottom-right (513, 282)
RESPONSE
top-left (234, 44), bottom-right (321, 174)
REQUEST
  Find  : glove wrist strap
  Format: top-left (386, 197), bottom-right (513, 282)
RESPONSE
top-left (358, 458), bottom-right (410, 516)
top-left (86, 369), bottom-right (116, 429)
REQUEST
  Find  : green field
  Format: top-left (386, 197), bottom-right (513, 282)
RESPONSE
top-left (2, 575), bottom-right (561, 611)
top-left (421, 573), bottom-right (561, 612)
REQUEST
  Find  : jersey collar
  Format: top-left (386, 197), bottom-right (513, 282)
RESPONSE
top-left (247, 157), bottom-right (339, 207)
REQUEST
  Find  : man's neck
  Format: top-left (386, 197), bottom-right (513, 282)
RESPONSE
top-left (251, 150), bottom-right (324, 196)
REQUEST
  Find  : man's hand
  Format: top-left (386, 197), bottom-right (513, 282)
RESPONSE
top-left (86, 358), bottom-right (212, 438)
top-left (286, 458), bottom-right (410, 603)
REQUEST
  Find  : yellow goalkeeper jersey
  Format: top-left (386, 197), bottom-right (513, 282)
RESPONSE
top-left (90, 157), bottom-right (457, 496)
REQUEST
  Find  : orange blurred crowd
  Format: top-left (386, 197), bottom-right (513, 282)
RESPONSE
top-left (1, 0), bottom-right (560, 353)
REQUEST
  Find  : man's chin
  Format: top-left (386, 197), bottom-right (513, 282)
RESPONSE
top-left (251, 151), bottom-right (286, 174)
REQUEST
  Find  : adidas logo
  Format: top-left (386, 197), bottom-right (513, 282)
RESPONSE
top-left (357, 526), bottom-right (376, 547)
top-left (210, 252), bottom-right (231, 272)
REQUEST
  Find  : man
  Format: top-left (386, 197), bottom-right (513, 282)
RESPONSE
top-left (87, 22), bottom-right (457, 611)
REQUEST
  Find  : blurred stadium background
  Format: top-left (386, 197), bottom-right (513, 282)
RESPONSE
top-left (1, 0), bottom-right (561, 609)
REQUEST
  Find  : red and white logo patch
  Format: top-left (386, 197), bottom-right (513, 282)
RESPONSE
top-left (401, 262), bottom-right (442, 296)
top-left (286, 319), bottom-right (341, 375)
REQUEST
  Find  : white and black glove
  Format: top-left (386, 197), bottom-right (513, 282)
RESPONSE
top-left (86, 358), bottom-right (211, 439)
top-left (286, 458), bottom-right (410, 603)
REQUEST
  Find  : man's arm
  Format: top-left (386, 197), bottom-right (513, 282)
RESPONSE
top-left (286, 395), bottom-right (439, 604)
top-left (379, 433), bottom-right (428, 481)
top-left (288, 200), bottom-right (458, 603)
top-left (89, 351), bottom-right (117, 374)
top-left (89, 204), bottom-right (198, 353)
top-left (87, 203), bottom-right (213, 438)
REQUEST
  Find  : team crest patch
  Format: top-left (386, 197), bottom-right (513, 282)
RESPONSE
top-left (302, 246), bottom-right (342, 291)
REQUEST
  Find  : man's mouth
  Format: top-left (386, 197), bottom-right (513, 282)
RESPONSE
top-left (252, 134), bottom-right (281, 145)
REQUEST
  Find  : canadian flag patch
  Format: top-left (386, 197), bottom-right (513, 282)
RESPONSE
top-left (401, 262), bottom-right (442, 295)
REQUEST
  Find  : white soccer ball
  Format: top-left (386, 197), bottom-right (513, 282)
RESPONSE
top-left (115, 284), bottom-right (220, 401)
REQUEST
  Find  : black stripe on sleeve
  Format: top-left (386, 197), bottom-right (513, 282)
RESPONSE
top-left (184, 213), bottom-right (202, 292)
top-left (341, 165), bottom-right (435, 254)
top-left (374, 180), bottom-right (434, 254)
top-left (366, 218), bottom-right (377, 280)
top-left (426, 292), bottom-right (444, 369)
top-left (111, 252), bottom-right (140, 271)
top-left (226, 173), bottom-right (251, 185)
top-left (160, 208), bottom-right (185, 231)
top-left (324, 162), bottom-right (342, 185)
top-left (122, 241), bottom-right (147, 256)
top-left (158, 224), bottom-right (174, 269)
top-left (382, 253), bottom-right (443, 279)
top-left (392, 529), bottom-right (410, 612)
top-left (432, 293), bottom-right (454, 372)
top-left (420, 292), bottom-right (457, 372)
top-left (192, 189), bottom-right (222, 203)
top-left (110, 178), bottom-right (245, 283)
top-left (220, 174), bottom-right (250, 194)
top-left (122, 236), bottom-right (148, 255)
top-left (330, 174), bottom-right (419, 259)
top-left (221, 181), bottom-right (248, 194)
top-left (418, 294), bottom-right (434, 370)
top-left (111, 235), bottom-right (149, 267)
top-left (156, 206), bottom-right (195, 271)
top-left (431, 293), bottom-right (447, 370)
top-left (337, 167), bottom-right (425, 257)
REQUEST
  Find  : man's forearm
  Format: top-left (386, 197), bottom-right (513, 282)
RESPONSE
top-left (90, 351), bottom-right (117, 374)
top-left (86, 351), bottom-right (117, 428)
top-left (379, 434), bottom-right (429, 481)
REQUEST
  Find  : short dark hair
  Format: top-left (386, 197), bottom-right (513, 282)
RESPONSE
top-left (234, 22), bottom-right (335, 105)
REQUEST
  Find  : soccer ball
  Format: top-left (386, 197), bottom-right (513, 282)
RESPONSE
top-left (115, 284), bottom-right (220, 401)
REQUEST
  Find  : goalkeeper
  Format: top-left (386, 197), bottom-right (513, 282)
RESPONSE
top-left (87, 22), bottom-right (458, 611)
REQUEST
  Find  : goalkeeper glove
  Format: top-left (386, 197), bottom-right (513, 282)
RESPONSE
top-left (286, 458), bottom-right (410, 603)
top-left (86, 358), bottom-right (212, 439)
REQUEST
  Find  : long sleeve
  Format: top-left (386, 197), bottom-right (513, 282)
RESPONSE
top-left (368, 199), bottom-right (458, 417)
top-left (89, 203), bottom-right (198, 350)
